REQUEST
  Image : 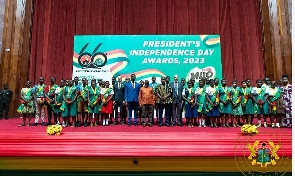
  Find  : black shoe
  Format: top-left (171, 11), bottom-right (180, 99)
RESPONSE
top-left (84, 122), bottom-right (87, 127)
top-left (113, 122), bottom-right (118, 125)
top-left (177, 123), bottom-right (183, 127)
top-left (148, 123), bottom-right (153, 127)
top-left (171, 122), bottom-right (176, 127)
top-left (237, 122), bottom-right (244, 126)
top-left (41, 122), bottom-right (47, 126)
top-left (143, 123), bottom-right (146, 127)
top-left (121, 122), bottom-right (125, 126)
top-left (134, 123), bottom-right (138, 126)
top-left (165, 123), bottom-right (170, 127)
top-left (4, 118), bottom-right (8, 120)
top-left (33, 123), bottom-right (38, 126)
top-left (158, 123), bottom-right (162, 127)
top-left (18, 123), bottom-right (25, 127)
top-left (77, 121), bottom-right (82, 127)
top-left (0, 118), bottom-right (2, 120)
top-left (128, 123), bottom-right (132, 127)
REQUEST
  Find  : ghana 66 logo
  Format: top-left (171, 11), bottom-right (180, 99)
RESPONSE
top-left (78, 42), bottom-right (107, 69)
top-left (234, 127), bottom-right (291, 175)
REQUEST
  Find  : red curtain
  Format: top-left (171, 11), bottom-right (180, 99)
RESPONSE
top-left (29, 0), bottom-right (264, 85)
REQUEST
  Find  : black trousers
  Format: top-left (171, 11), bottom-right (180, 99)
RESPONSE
top-left (141, 104), bottom-right (154, 124)
top-left (114, 101), bottom-right (124, 123)
top-left (172, 102), bottom-right (182, 124)
top-left (0, 102), bottom-right (9, 119)
top-left (47, 104), bottom-right (54, 124)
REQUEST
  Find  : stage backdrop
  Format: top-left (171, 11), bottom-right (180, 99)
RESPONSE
top-left (73, 35), bottom-right (222, 82)
top-left (29, 0), bottom-right (265, 86)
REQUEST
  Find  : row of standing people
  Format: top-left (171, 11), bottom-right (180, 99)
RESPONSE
top-left (17, 74), bottom-right (292, 128)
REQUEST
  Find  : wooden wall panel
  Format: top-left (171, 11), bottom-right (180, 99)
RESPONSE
top-left (0, 0), bottom-right (32, 117)
top-left (260, 0), bottom-right (292, 82)
top-left (0, 0), bottom-right (5, 57)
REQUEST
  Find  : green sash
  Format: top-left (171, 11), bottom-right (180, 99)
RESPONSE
top-left (197, 87), bottom-right (206, 112)
top-left (207, 87), bottom-right (219, 111)
top-left (185, 88), bottom-right (196, 105)
top-left (253, 87), bottom-right (266, 114)
top-left (78, 86), bottom-right (89, 103)
top-left (103, 88), bottom-right (112, 100)
top-left (219, 86), bottom-right (230, 111)
top-left (89, 86), bottom-right (100, 106)
top-left (269, 88), bottom-right (281, 103)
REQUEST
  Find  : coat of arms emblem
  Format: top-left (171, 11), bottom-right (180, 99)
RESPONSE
top-left (247, 140), bottom-right (280, 167)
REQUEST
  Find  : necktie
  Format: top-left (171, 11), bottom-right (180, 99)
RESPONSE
top-left (175, 82), bottom-right (178, 95)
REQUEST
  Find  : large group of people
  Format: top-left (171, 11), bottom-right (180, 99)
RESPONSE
top-left (16, 74), bottom-right (292, 129)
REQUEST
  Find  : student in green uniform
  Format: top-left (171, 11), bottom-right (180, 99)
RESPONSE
top-left (213, 78), bottom-right (220, 125)
top-left (267, 81), bottom-right (283, 128)
top-left (17, 81), bottom-right (34, 126)
top-left (230, 79), bottom-right (243, 127)
top-left (206, 79), bottom-right (220, 128)
top-left (44, 77), bottom-right (59, 125)
top-left (88, 80), bottom-right (101, 127)
top-left (252, 79), bottom-right (269, 127)
top-left (219, 79), bottom-right (232, 127)
top-left (54, 79), bottom-right (65, 125)
top-left (61, 79), bottom-right (78, 127)
top-left (182, 81), bottom-right (197, 127)
top-left (196, 79), bottom-right (207, 127)
top-left (242, 79), bottom-right (255, 125)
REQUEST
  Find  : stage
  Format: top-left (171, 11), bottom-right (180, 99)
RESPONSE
top-left (0, 118), bottom-right (292, 172)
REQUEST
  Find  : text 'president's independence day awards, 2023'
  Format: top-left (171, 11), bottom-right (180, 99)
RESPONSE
top-left (72, 35), bottom-right (222, 82)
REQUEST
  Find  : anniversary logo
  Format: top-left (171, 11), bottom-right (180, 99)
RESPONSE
top-left (234, 128), bottom-right (292, 175)
top-left (72, 35), bottom-right (222, 82)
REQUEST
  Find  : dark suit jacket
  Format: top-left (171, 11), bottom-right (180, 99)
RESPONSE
top-left (124, 82), bottom-right (140, 102)
top-left (113, 82), bottom-right (125, 102)
top-left (0, 89), bottom-right (13, 103)
top-left (170, 82), bottom-right (183, 103)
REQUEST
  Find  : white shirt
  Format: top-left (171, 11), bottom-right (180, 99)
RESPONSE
top-left (267, 87), bottom-right (278, 96)
top-left (206, 86), bottom-right (216, 96)
top-left (100, 88), bottom-right (114, 95)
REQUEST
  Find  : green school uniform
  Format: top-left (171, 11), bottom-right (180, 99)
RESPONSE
top-left (219, 86), bottom-right (232, 114)
top-left (253, 87), bottom-right (268, 115)
top-left (61, 86), bottom-right (78, 117)
top-left (88, 86), bottom-right (101, 114)
top-left (54, 87), bottom-right (64, 113)
top-left (231, 86), bottom-right (243, 116)
top-left (242, 87), bottom-right (254, 115)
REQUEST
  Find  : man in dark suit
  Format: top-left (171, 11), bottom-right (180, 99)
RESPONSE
top-left (113, 76), bottom-right (125, 125)
top-left (170, 74), bottom-right (183, 126)
top-left (0, 84), bottom-right (13, 120)
top-left (124, 74), bottom-right (141, 126)
top-left (166, 76), bottom-right (173, 124)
